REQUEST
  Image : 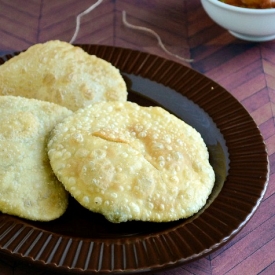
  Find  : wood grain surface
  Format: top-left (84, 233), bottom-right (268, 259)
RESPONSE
top-left (0, 1), bottom-right (274, 274)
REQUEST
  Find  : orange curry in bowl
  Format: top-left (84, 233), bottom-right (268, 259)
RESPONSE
top-left (220, 0), bottom-right (275, 8)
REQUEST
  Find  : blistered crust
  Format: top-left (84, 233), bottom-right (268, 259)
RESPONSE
top-left (0, 40), bottom-right (127, 111)
top-left (48, 101), bottom-right (215, 223)
top-left (0, 96), bottom-right (72, 221)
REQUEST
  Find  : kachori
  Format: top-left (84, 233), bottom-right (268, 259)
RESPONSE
top-left (0, 95), bottom-right (72, 221)
top-left (0, 40), bottom-right (127, 111)
top-left (48, 101), bottom-right (215, 223)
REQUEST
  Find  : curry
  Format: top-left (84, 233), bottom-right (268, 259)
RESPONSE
top-left (220, 0), bottom-right (275, 8)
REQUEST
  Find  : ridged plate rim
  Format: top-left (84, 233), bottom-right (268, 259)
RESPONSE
top-left (0, 45), bottom-right (269, 274)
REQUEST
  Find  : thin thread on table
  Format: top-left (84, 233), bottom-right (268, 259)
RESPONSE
top-left (70, 0), bottom-right (193, 63)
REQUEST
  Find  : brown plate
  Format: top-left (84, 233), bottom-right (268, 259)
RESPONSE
top-left (0, 45), bottom-right (269, 274)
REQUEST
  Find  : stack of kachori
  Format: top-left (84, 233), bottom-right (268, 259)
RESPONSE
top-left (0, 41), bottom-right (215, 223)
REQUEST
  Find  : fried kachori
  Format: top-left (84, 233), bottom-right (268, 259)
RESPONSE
top-left (0, 95), bottom-right (72, 221)
top-left (48, 101), bottom-right (215, 223)
top-left (0, 40), bottom-right (127, 111)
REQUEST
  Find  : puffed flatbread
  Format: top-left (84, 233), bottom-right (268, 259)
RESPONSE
top-left (0, 40), bottom-right (127, 111)
top-left (48, 101), bottom-right (215, 223)
top-left (0, 95), bottom-right (72, 221)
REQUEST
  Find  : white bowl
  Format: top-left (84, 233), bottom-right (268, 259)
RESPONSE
top-left (201, 0), bottom-right (275, 42)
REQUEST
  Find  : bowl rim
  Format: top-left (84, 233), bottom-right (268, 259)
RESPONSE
top-left (202, 0), bottom-right (275, 14)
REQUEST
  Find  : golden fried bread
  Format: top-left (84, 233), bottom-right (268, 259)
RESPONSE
top-left (48, 101), bottom-right (215, 223)
top-left (0, 96), bottom-right (72, 221)
top-left (0, 40), bottom-right (127, 111)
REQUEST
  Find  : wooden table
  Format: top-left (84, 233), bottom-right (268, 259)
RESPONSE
top-left (0, 1), bottom-right (274, 274)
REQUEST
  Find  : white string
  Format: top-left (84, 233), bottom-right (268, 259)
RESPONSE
top-left (122, 11), bottom-right (193, 63)
top-left (70, 0), bottom-right (103, 44)
top-left (69, 2), bottom-right (193, 63)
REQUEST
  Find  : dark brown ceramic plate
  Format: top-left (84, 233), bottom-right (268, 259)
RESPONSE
top-left (0, 45), bottom-right (269, 274)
